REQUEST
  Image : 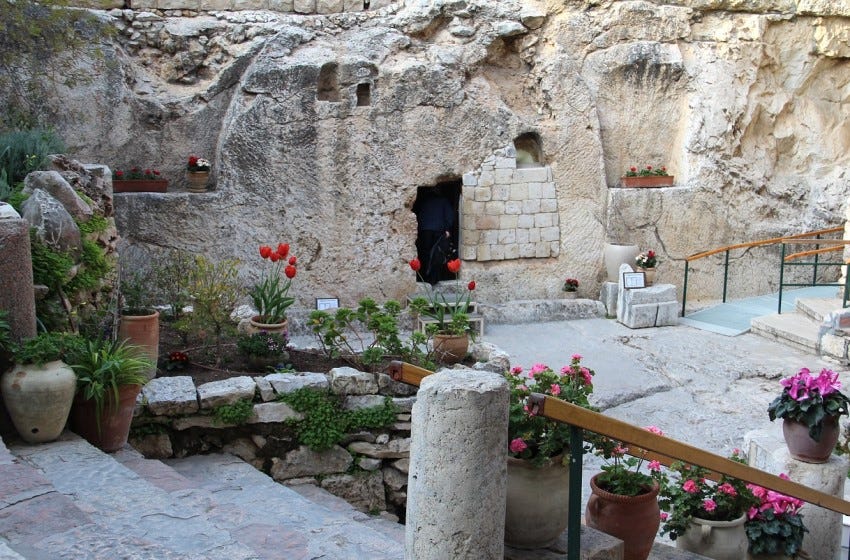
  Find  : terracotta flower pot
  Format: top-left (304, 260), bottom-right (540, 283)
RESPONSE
top-left (505, 456), bottom-right (570, 549)
top-left (432, 333), bottom-right (469, 364)
top-left (782, 416), bottom-right (840, 463)
top-left (118, 310), bottom-right (159, 381)
top-left (70, 384), bottom-right (142, 453)
top-left (620, 175), bottom-right (674, 188)
top-left (585, 474), bottom-right (660, 560)
top-left (248, 316), bottom-right (288, 335)
top-left (112, 179), bottom-right (168, 193)
top-left (638, 267), bottom-right (656, 286)
top-left (187, 171), bottom-right (209, 192)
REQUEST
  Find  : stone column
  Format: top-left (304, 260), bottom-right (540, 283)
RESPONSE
top-left (405, 370), bottom-right (509, 559)
top-left (0, 215), bottom-right (36, 343)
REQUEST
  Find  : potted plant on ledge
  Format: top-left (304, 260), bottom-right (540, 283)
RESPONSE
top-left (186, 155), bottom-right (211, 192)
top-left (111, 167), bottom-right (168, 193)
top-left (745, 478), bottom-right (808, 560)
top-left (585, 426), bottom-right (668, 560)
top-left (562, 277), bottom-right (579, 299)
top-left (408, 257), bottom-right (475, 364)
top-left (767, 366), bottom-right (849, 463)
top-left (635, 250), bottom-right (658, 285)
top-left (503, 356), bottom-right (596, 549)
top-left (620, 165), bottom-right (674, 188)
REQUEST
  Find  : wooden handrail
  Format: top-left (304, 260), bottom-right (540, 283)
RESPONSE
top-left (387, 361), bottom-right (850, 517)
top-left (686, 226), bottom-right (845, 262)
top-left (528, 394), bottom-right (850, 516)
top-left (784, 245), bottom-right (850, 262)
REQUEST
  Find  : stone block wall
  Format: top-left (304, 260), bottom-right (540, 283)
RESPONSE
top-left (461, 146), bottom-right (560, 262)
top-left (130, 343), bottom-right (510, 520)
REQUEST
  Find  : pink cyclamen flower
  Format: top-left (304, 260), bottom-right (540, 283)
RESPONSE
top-left (813, 368), bottom-right (841, 396)
top-left (529, 363), bottom-right (548, 375)
top-left (509, 438), bottom-right (528, 453)
top-left (703, 499), bottom-right (717, 512)
top-left (660, 512), bottom-right (668, 521)
top-left (550, 383), bottom-right (561, 396)
top-left (718, 483), bottom-right (737, 496)
top-left (682, 480), bottom-right (699, 493)
top-left (645, 426), bottom-right (663, 436)
top-left (648, 460), bottom-right (662, 472)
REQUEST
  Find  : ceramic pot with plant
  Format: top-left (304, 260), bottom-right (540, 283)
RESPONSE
top-left (237, 330), bottom-right (290, 372)
top-left (767, 367), bottom-right (849, 463)
top-left (660, 450), bottom-right (759, 560)
top-left (186, 155), bottom-right (211, 192)
top-left (118, 269), bottom-right (159, 380)
top-left (621, 165), bottom-right (674, 188)
top-left (249, 243), bottom-right (298, 333)
top-left (1, 331), bottom-right (82, 443)
top-left (585, 426), bottom-right (667, 560)
top-left (111, 167), bottom-right (168, 193)
top-left (504, 356), bottom-right (596, 549)
top-left (408, 257), bottom-right (474, 364)
top-left (745, 477), bottom-right (807, 560)
top-left (562, 277), bottom-right (579, 299)
top-left (635, 250), bottom-right (658, 285)
top-left (68, 338), bottom-right (152, 452)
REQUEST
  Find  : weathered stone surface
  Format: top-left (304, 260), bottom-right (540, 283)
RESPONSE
top-left (0, 202), bottom-right (20, 220)
top-left (265, 372), bottom-right (328, 394)
top-left (270, 445), bottom-right (353, 480)
top-left (377, 373), bottom-right (418, 397)
top-left (197, 376), bottom-right (256, 409)
top-left (319, 471), bottom-right (386, 513)
top-left (381, 466), bottom-right (407, 491)
top-left (357, 457), bottom-right (382, 471)
top-left (343, 395), bottom-right (387, 410)
top-left (391, 397), bottom-right (416, 413)
top-left (330, 367), bottom-right (378, 395)
top-left (253, 375), bottom-right (275, 401)
top-left (247, 401), bottom-right (302, 423)
top-left (142, 376), bottom-right (199, 416)
top-left (128, 433), bottom-right (174, 459)
top-left (221, 437), bottom-right (259, 462)
top-left (0, 219), bottom-right (37, 346)
top-left (23, 171), bottom-right (93, 220)
top-left (20, 189), bottom-right (82, 255)
top-left (347, 438), bottom-right (410, 459)
top-left (392, 457), bottom-right (409, 474)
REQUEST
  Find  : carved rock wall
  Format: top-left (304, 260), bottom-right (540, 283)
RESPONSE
top-left (30, 0), bottom-right (850, 308)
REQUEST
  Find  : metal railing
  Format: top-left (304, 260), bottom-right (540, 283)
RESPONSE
top-left (389, 361), bottom-right (850, 560)
top-left (682, 226), bottom-right (846, 316)
top-left (778, 239), bottom-right (850, 313)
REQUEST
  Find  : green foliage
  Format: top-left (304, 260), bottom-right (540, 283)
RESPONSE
top-left (129, 423), bottom-right (167, 438)
top-left (68, 338), bottom-right (152, 432)
top-left (120, 267), bottom-right (154, 315)
top-left (0, 129), bottom-right (64, 184)
top-left (6, 188), bottom-right (27, 211)
top-left (767, 367), bottom-right (850, 441)
top-left (30, 229), bottom-right (73, 291)
top-left (152, 248), bottom-right (193, 319)
top-left (11, 331), bottom-right (83, 365)
top-left (236, 330), bottom-right (288, 358)
top-left (212, 399), bottom-right (254, 426)
top-left (0, 311), bottom-right (11, 355)
top-left (77, 214), bottom-right (109, 235)
top-left (185, 255), bottom-right (242, 339)
top-left (278, 388), bottom-right (397, 451)
top-left (65, 238), bottom-right (111, 294)
top-left (0, 0), bottom-right (114, 128)
top-left (309, 298), bottom-right (433, 371)
top-left (745, 505), bottom-right (807, 556)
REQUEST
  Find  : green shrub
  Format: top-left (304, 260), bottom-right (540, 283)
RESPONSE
top-left (185, 256), bottom-right (242, 340)
top-left (0, 129), bottom-right (64, 184)
top-left (29, 230), bottom-right (74, 292)
top-left (66, 238), bottom-right (111, 294)
top-left (212, 399), bottom-right (255, 426)
top-left (278, 388), bottom-right (397, 451)
top-left (152, 249), bottom-right (194, 319)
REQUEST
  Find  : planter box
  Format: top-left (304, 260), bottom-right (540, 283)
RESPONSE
top-left (113, 179), bottom-right (168, 193)
top-left (619, 175), bottom-right (674, 188)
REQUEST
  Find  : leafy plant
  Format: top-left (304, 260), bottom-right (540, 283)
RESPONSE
top-left (186, 255), bottom-right (242, 341)
top-left (66, 238), bottom-right (111, 294)
top-left (593, 426), bottom-right (667, 497)
top-left (10, 331), bottom-right (82, 365)
top-left (152, 249), bottom-right (194, 319)
top-left (251, 243), bottom-right (297, 324)
top-left (408, 257), bottom-right (475, 337)
top-left (658, 450), bottom-right (758, 540)
top-left (0, 129), bottom-right (64, 184)
top-left (635, 250), bottom-right (658, 269)
top-left (68, 338), bottom-right (152, 432)
top-left (237, 330), bottom-right (289, 359)
top-left (212, 399), bottom-right (254, 426)
top-left (745, 478), bottom-right (807, 557)
top-left (768, 367), bottom-right (850, 441)
top-left (120, 268), bottom-right (154, 316)
top-left (506, 356), bottom-right (597, 467)
top-left (563, 278), bottom-right (579, 292)
top-left (625, 165), bottom-right (669, 177)
top-left (187, 155), bottom-right (211, 172)
top-left (278, 388), bottom-right (397, 451)
top-left (309, 298), bottom-right (433, 371)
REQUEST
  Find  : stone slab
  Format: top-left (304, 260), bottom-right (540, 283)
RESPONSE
top-left (143, 376), bottom-right (199, 416)
top-left (265, 372), bottom-right (328, 394)
top-left (197, 376), bottom-right (256, 409)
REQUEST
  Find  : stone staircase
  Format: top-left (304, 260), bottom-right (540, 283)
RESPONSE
top-left (0, 433), bottom-right (710, 559)
top-left (750, 297), bottom-right (845, 356)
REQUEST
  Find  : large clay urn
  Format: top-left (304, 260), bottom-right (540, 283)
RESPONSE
top-left (118, 310), bottom-right (159, 380)
top-left (1, 360), bottom-right (76, 443)
top-left (585, 474), bottom-right (660, 560)
top-left (676, 514), bottom-right (748, 560)
top-left (504, 455), bottom-right (570, 549)
top-left (604, 244), bottom-right (640, 283)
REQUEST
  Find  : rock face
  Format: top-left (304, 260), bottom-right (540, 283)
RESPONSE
top-left (23, 0), bottom-right (850, 306)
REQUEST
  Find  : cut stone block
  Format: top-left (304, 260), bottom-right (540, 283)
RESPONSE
top-left (142, 376), bottom-right (199, 416)
top-left (197, 376), bottom-right (256, 409)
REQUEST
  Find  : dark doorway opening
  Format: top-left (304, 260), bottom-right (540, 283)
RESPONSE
top-left (317, 62), bottom-right (340, 102)
top-left (356, 83), bottom-right (371, 106)
top-left (413, 179), bottom-right (461, 284)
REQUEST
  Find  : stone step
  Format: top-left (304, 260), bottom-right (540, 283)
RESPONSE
top-left (796, 297), bottom-right (845, 323)
top-left (750, 311), bottom-right (820, 354)
top-left (164, 453), bottom-right (404, 559)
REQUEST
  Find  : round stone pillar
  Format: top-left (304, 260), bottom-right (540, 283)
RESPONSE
top-left (0, 217), bottom-right (36, 343)
top-left (405, 369), bottom-right (509, 559)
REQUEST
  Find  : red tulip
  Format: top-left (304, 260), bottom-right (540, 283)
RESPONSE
top-left (153, 170), bottom-right (160, 176)
top-left (278, 243), bottom-right (289, 258)
top-left (284, 265), bottom-right (296, 279)
top-left (646, 165), bottom-right (653, 170)
top-left (409, 258), bottom-right (421, 272)
top-left (259, 245), bottom-right (272, 259)
top-left (447, 259), bottom-right (461, 274)
top-left (288, 256), bottom-right (297, 265)
top-left (270, 252), bottom-right (280, 262)
top-left (115, 170), bottom-right (124, 177)
top-left (144, 169), bottom-right (151, 175)
top-left (630, 166), bottom-right (637, 172)
top-left (468, 280), bottom-right (476, 291)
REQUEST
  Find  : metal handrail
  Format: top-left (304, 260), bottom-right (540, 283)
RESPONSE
top-left (682, 227), bottom-right (846, 316)
top-left (777, 240), bottom-right (850, 314)
top-left (388, 361), bottom-right (850, 560)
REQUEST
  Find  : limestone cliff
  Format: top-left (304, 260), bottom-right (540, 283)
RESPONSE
top-left (24, 0), bottom-right (850, 307)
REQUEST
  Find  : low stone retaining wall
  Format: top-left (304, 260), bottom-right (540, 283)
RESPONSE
top-left (73, 0), bottom-right (401, 14)
top-left (130, 342), bottom-right (510, 520)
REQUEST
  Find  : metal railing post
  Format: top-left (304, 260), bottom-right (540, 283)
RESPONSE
top-left (722, 250), bottom-right (730, 303)
top-left (812, 234), bottom-right (822, 286)
top-left (682, 260), bottom-right (689, 317)
top-left (778, 243), bottom-right (787, 314)
top-left (567, 425), bottom-right (583, 560)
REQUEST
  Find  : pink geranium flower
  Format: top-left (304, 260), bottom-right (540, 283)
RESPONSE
top-left (509, 438), bottom-right (528, 453)
top-left (703, 499), bottom-right (717, 512)
top-left (682, 480), bottom-right (699, 493)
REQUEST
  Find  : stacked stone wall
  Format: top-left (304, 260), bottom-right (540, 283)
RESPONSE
top-left (73, 0), bottom-right (400, 13)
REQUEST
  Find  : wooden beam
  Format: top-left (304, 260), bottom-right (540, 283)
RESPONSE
top-left (388, 360), bottom-right (433, 387)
